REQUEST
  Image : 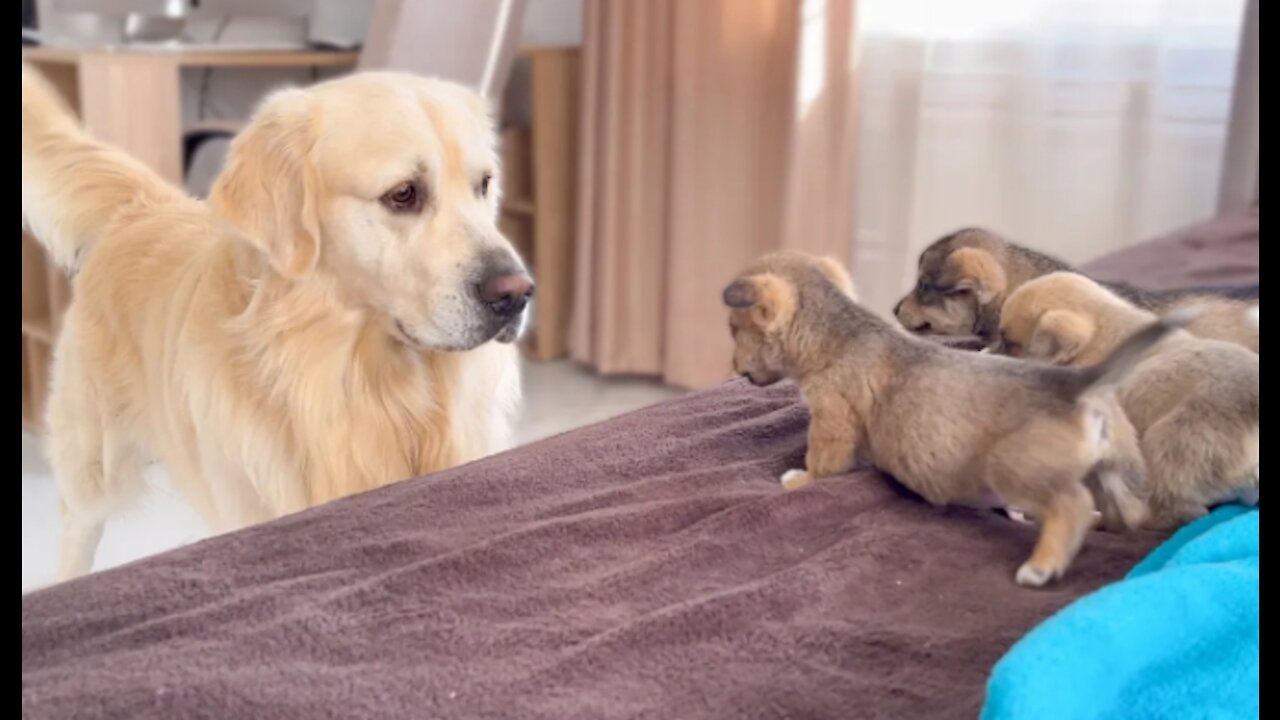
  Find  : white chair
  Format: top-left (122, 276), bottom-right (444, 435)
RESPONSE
top-left (185, 0), bottom-right (528, 194)
top-left (358, 0), bottom-right (528, 101)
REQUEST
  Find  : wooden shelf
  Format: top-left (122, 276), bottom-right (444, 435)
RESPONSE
top-left (22, 223), bottom-right (70, 430)
top-left (187, 118), bottom-right (245, 135)
top-left (22, 335), bottom-right (52, 431)
top-left (503, 48), bottom-right (581, 362)
top-left (23, 45), bottom-right (359, 69)
top-left (21, 318), bottom-right (53, 344)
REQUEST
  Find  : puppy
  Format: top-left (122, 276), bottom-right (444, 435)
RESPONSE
top-left (23, 64), bottom-right (529, 580)
top-left (722, 252), bottom-right (1186, 587)
top-left (894, 228), bottom-right (1259, 352)
top-left (997, 272), bottom-right (1260, 528)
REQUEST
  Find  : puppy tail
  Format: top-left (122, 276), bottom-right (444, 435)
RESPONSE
top-left (1085, 460), bottom-right (1151, 531)
top-left (22, 62), bottom-right (187, 271)
top-left (1059, 306), bottom-right (1199, 400)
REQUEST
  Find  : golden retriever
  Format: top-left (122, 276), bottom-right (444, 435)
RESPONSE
top-left (22, 64), bottom-right (530, 580)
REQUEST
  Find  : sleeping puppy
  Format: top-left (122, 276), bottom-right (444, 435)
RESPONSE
top-left (893, 228), bottom-right (1259, 352)
top-left (997, 272), bottom-right (1259, 528)
top-left (23, 64), bottom-right (529, 580)
top-left (723, 252), bottom-right (1183, 587)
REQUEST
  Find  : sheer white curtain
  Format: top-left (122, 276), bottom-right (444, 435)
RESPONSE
top-left (851, 0), bottom-right (1247, 315)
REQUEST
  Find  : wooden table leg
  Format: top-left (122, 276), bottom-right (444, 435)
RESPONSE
top-left (76, 53), bottom-right (184, 186)
top-left (21, 55), bottom-right (183, 429)
top-left (530, 49), bottom-right (580, 361)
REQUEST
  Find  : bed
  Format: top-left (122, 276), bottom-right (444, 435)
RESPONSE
top-left (21, 208), bottom-right (1259, 719)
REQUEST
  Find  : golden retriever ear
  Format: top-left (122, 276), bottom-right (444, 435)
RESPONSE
top-left (722, 273), bottom-right (796, 331)
top-left (1030, 309), bottom-right (1094, 365)
top-left (945, 247), bottom-right (1007, 304)
top-left (209, 88), bottom-right (321, 279)
top-left (816, 256), bottom-right (857, 300)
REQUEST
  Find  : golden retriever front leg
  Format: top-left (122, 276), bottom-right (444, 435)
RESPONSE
top-left (781, 398), bottom-right (859, 490)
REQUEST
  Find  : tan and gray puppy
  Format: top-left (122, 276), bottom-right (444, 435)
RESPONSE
top-left (894, 228), bottom-right (1259, 352)
top-left (997, 272), bottom-right (1260, 528)
top-left (723, 252), bottom-right (1182, 587)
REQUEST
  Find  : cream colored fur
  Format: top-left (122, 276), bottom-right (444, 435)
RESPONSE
top-left (22, 64), bottom-right (524, 581)
top-left (999, 272), bottom-right (1259, 528)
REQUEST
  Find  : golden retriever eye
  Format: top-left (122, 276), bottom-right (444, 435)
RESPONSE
top-left (381, 181), bottom-right (423, 213)
top-left (479, 172), bottom-right (493, 198)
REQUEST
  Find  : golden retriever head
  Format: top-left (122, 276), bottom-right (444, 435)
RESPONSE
top-left (894, 229), bottom-right (1009, 338)
top-left (210, 71), bottom-right (532, 351)
top-left (723, 253), bottom-right (856, 386)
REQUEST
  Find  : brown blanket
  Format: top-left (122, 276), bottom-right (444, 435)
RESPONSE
top-left (21, 214), bottom-right (1258, 720)
top-left (1082, 205), bottom-right (1259, 289)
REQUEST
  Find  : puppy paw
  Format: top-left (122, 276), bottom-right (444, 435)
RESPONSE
top-left (780, 469), bottom-right (813, 491)
top-left (1015, 562), bottom-right (1060, 588)
top-left (1005, 508), bottom-right (1035, 525)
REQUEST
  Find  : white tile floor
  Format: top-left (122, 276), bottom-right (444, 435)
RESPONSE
top-left (21, 359), bottom-right (683, 593)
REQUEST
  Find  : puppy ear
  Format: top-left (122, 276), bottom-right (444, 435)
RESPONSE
top-left (209, 88), bottom-right (321, 279)
top-left (722, 274), bottom-right (796, 331)
top-left (1029, 309), bottom-right (1094, 365)
top-left (816, 256), bottom-right (857, 300)
top-left (723, 278), bottom-right (759, 309)
top-left (945, 247), bottom-right (1007, 304)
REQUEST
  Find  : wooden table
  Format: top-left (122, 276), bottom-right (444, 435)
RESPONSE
top-left (21, 45), bottom-right (357, 429)
top-left (22, 46), bottom-right (356, 184)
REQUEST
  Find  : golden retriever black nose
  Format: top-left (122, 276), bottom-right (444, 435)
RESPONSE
top-left (479, 272), bottom-right (535, 317)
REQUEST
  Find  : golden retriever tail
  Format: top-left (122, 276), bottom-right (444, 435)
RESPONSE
top-left (1058, 306), bottom-right (1199, 401)
top-left (22, 62), bottom-right (186, 270)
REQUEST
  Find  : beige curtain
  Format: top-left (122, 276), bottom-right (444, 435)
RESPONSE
top-left (570, 0), bottom-right (860, 389)
top-left (852, 0), bottom-right (1249, 317)
top-left (1218, 0), bottom-right (1258, 212)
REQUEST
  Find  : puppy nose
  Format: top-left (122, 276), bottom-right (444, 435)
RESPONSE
top-left (478, 272), bottom-right (534, 317)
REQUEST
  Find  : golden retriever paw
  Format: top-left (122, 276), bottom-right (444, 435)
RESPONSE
top-left (780, 469), bottom-right (813, 491)
top-left (1015, 561), bottom-right (1059, 588)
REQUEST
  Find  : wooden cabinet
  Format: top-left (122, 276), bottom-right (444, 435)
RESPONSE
top-left (501, 46), bottom-right (580, 361)
top-left (21, 230), bottom-right (69, 430)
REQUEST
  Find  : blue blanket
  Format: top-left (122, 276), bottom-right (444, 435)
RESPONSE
top-left (982, 505), bottom-right (1259, 720)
